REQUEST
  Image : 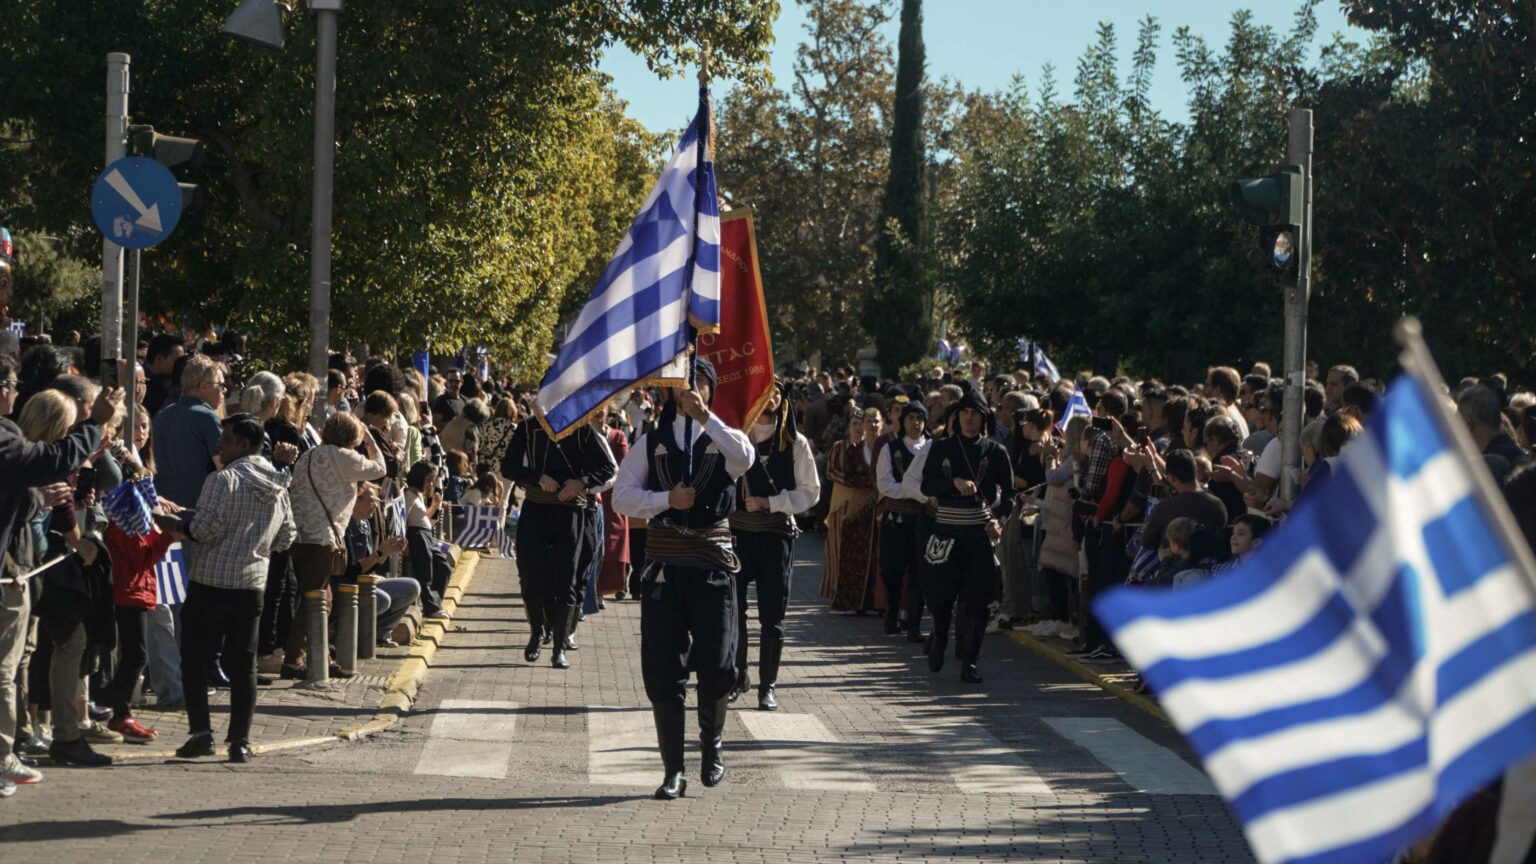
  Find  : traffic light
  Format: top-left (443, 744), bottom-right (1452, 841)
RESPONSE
top-left (1231, 165), bottom-right (1304, 279)
top-left (127, 124), bottom-right (206, 214)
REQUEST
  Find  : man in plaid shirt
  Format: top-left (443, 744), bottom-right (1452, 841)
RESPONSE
top-left (1080, 388), bottom-right (1127, 503)
top-left (159, 414), bottom-right (296, 764)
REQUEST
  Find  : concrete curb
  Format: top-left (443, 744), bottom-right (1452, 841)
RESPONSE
top-left (108, 551), bottom-right (484, 765)
top-left (1004, 629), bottom-right (1169, 724)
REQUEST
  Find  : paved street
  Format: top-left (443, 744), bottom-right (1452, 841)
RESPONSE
top-left (1, 540), bottom-right (1253, 863)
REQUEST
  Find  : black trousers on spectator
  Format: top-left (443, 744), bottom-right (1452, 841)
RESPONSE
top-left (639, 561), bottom-right (737, 706)
top-left (733, 531), bottom-right (792, 683)
top-left (180, 582), bottom-right (262, 745)
top-left (921, 529), bottom-right (997, 662)
top-left (1084, 526), bottom-right (1130, 651)
top-left (259, 549), bottom-right (296, 657)
top-left (514, 502), bottom-right (584, 612)
top-left (406, 527), bottom-right (452, 615)
top-left (104, 606), bottom-right (149, 723)
top-left (879, 511), bottom-right (929, 626)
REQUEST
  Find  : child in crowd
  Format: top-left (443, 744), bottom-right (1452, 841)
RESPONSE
top-left (1229, 513), bottom-right (1272, 560)
top-left (404, 461), bottom-right (453, 621)
top-left (100, 515), bottom-right (178, 743)
top-left (443, 450), bottom-right (472, 504)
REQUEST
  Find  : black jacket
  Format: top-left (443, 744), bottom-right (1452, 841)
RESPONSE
top-left (0, 419), bottom-right (103, 570)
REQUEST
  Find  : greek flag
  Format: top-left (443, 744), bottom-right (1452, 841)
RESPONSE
top-left (1056, 388), bottom-right (1091, 432)
top-left (1016, 339), bottom-right (1061, 383)
top-left (103, 477), bottom-right (159, 537)
top-left (534, 87), bottom-right (719, 439)
top-left (453, 504), bottom-right (503, 550)
top-left (154, 543), bottom-right (187, 605)
top-left (1095, 372), bottom-right (1536, 864)
top-left (6, 321), bottom-right (24, 337)
top-left (386, 494), bottom-right (408, 539)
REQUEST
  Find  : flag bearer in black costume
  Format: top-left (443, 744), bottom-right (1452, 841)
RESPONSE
top-left (728, 383), bottom-right (820, 710)
top-left (918, 390), bottom-right (1013, 684)
top-left (501, 409), bottom-right (616, 670)
top-left (611, 358), bottom-right (755, 800)
top-left (875, 401), bottom-right (931, 642)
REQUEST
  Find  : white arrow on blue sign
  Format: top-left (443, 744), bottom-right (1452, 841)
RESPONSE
top-left (91, 156), bottom-right (182, 250)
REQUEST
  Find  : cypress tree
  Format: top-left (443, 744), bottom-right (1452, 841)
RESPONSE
top-left (870, 0), bottom-right (929, 373)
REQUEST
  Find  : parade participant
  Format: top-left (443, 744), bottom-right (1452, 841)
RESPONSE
top-left (821, 408), bottom-right (880, 611)
top-left (611, 357), bottom-right (755, 800)
top-left (592, 409), bottom-right (632, 600)
top-left (728, 384), bottom-right (819, 710)
top-left (500, 397), bottom-right (615, 669)
top-left (919, 391), bottom-right (1013, 684)
top-left (874, 400), bottom-right (931, 641)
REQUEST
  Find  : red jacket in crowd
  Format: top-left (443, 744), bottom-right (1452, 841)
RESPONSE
top-left (104, 523), bottom-right (176, 609)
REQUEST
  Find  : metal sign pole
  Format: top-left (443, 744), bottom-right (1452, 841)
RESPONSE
top-left (100, 53), bottom-right (130, 381)
top-left (124, 248), bottom-right (141, 454)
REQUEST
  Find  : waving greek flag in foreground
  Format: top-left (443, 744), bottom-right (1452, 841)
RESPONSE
top-left (1056, 387), bottom-right (1091, 432)
top-left (535, 87), bottom-right (720, 439)
top-left (1096, 366), bottom-right (1536, 864)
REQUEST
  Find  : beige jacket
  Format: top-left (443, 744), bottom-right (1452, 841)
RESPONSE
top-left (290, 445), bottom-right (388, 547)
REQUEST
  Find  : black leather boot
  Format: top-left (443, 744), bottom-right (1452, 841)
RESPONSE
top-left (564, 604), bottom-right (579, 651)
top-left (958, 613), bottom-right (984, 683)
top-left (698, 693), bottom-right (730, 787)
top-left (883, 601), bottom-right (902, 635)
top-left (550, 603), bottom-right (575, 669)
top-left (652, 702), bottom-right (687, 800)
top-left (928, 609), bottom-right (951, 673)
top-left (758, 632), bottom-right (783, 711)
top-left (523, 600), bottom-right (544, 663)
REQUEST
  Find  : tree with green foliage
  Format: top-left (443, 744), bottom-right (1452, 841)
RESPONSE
top-left (0, 1), bottom-right (776, 379)
top-left (867, 0), bottom-right (928, 373)
top-left (715, 0), bottom-right (895, 367)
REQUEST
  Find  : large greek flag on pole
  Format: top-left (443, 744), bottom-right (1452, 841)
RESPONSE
top-left (1096, 371), bottom-right (1536, 864)
top-left (535, 87), bottom-right (720, 439)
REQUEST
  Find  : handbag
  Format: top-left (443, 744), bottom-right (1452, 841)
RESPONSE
top-left (305, 452), bottom-right (350, 577)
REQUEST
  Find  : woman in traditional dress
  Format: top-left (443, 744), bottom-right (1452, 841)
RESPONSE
top-left (822, 408), bottom-right (882, 612)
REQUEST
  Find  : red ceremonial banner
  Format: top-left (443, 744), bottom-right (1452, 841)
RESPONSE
top-left (703, 209), bottom-right (775, 429)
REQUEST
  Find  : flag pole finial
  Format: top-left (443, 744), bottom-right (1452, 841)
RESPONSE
top-left (698, 41), bottom-right (711, 86)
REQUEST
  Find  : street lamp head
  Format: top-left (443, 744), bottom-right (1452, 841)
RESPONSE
top-left (223, 0), bottom-right (287, 50)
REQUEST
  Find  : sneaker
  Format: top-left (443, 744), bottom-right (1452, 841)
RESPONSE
top-left (0, 756), bottom-right (42, 785)
top-left (107, 718), bottom-right (158, 744)
top-left (424, 610), bottom-right (452, 621)
top-left (81, 722), bottom-right (124, 745)
top-left (0, 779), bottom-right (14, 798)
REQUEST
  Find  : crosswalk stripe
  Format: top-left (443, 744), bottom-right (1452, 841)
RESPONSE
top-left (587, 707), bottom-right (659, 787)
top-left (898, 714), bottom-right (1054, 794)
top-left (412, 699), bottom-right (519, 779)
top-left (736, 712), bottom-right (876, 791)
top-left (1043, 717), bottom-right (1218, 795)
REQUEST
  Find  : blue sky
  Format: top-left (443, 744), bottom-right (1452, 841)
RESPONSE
top-left (598, 1), bottom-right (1365, 134)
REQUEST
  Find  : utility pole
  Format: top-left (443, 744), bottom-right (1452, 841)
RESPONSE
top-left (307, 0), bottom-right (343, 386)
top-left (101, 53), bottom-right (129, 382)
top-left (1280, 108), bottom-right (1314, 501)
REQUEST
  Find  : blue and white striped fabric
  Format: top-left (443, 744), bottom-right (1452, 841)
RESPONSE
top-left (453, 504), bottom-right (503, 550)
top-left (103, 477), bottom-right (159, 537)
top-left (499, 511), bottom-right (518, 559)
top-left (1128, 497), bottom-right (1163, 581)
top-left (534, 87), bottom-right (719, 439)
top-left (154, 543), bottom-right (187, 605)
top-left (1095, 374), bottom-right (1536, 864)
top-left (387, 495), bottom-right (407, 539)
top-left (1016, 339), bottom-right (1061, 383)
top-left (1056, 388), bottom-right (1091, 432)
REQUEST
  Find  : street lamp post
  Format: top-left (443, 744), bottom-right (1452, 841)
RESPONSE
top-left (224, 0), bottom-right (342, 386)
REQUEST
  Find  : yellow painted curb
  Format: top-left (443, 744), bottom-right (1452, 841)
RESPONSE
top-left (1006, 629), bottom-right (1169, 724)
top-left (105, 551), bottom-right (485, 765)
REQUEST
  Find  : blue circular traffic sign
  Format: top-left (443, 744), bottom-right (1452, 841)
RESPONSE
top-left (91, 156), bottom-right (182, 249)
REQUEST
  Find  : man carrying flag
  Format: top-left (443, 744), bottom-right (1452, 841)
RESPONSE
top-left (1095, 320), bottom-right (1536, 864)
top-left (538, 77), bottom-right (750, 800)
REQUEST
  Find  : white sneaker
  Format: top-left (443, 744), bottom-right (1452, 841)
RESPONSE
top-left (0, 756), bottom-right (42, 785)
top-left (0, 779), bottom-right (15, 798)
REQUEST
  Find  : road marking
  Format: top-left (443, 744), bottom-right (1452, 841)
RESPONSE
top-left (737, 712), bottom-right (875, 791)
top-left (898, 714), bottom-right (1053, 794)
top-left (412, 699), bottom-right (518, 779)
top-left (1043, 717), bottom-right (1218, 795)
top-left (588, 707), bottom-right (660, 786)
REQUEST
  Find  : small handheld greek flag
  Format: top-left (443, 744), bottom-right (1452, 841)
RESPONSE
top-left (1096, 362), bottom-right (1536, 864)
top-left (103, 477), bottom-right (160, 537)
top-left (453, 504), bottom-right (503, 550)
top-left (1056, 388), bottom-right (1091, 432)
top-left (154, 543), bottom-right (187, 605)
top-left (386, 494), bottom-right (408, 539)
